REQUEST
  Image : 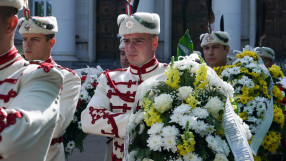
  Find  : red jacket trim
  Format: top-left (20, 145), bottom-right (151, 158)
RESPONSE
top-left (88, 107), bottom-right (122, 138)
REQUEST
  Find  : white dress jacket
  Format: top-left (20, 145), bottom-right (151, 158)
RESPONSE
top-left (0, 47), bottom-right (63, 161)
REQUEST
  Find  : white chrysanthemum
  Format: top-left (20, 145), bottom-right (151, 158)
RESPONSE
top-left (170, 113), bottom-right (184, 124)
top-left (162, 126), bottom-right (179, 137)
top-left (204, 96), bottom-right (224, 118)
top-left (243, 105), bottom-right (254, 115)
top-left (177, 86), bottom-right (193, 100)
top-left (173, 104), bottom-right (192, 115)
top-left (256, 102), bottom-right (266, 117)
top-left (162, 136), bottom-right (177, 153)
top-left (148, 123), bottom-right (164, 135)
top-left (214, 153), bottom-right (228, 161)
top-left (246, 100), bottom-right (256, 109)
top-left (192, 120), bottom-right (208, 136)
top-left (249, 124), bottom-right (257, 133)
top-left (234, 86), bottom-right (241, 93)
top-left (206, 125), bottom-right (215, 134)
top-left (180, 115), bottom-right (197, 129)
top-left (247, 116), bottom-right (257, 123)
top-left (135, 112), bottom-right (144, 124)
top-left (206, 135), bottom-right (217, 152)
top-left (139, 124), bottom-right (145, 134)
top-left (252, 66), bottom-right (262, 74)
top-left (153, 94), bottom-right (173, 113)
top-left (190, 107), bottom-right (209, 119)
top-left (147, 135), bottom-right (163, 151)
top-left (183, 152), bottom-right (203, 161)
top-left (79, 90), bottom-right (89, 100)
top-left (237, 76), bottom-right (255, 89)
top-left (282, 91), bottom-right (285, 98)
top-left (66, 141), bottom-right (75, 150)
top-left (129, 150), bottom-right (138, 161)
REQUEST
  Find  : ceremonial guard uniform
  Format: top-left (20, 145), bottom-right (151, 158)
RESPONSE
top-left (0, 0), bottom-right (64, 160)
top-left (0, 48), bottom-right (63, 161)
top-left (81, 11), bottom-right (167, 161)
top-left (19, 16), bottom-right (81, 161)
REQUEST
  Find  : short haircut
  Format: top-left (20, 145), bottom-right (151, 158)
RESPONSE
top-left (45, 34), bottom-right (55, 41)
top-left (0, 6), bottom-right (18, 23)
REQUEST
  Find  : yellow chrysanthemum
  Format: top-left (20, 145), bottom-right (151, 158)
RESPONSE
top-left (241, 86), bottom-right (249, 95)
top-left (272, 85), bottom-right (283, 102)
top-left (238, 95), bottom-right (249, 104)
top-left (268, 65), bottom-right (284, 79)
top-left (273, 104), bottom-right (285, 129)
top-left (261, 131), bottom-right (281, 153)
top-left (237, 51), bottom-right (259, 60)
top-left (239, 111), bottom-right (248, 121)
top-left (253, 155), bottom-right (262, 161)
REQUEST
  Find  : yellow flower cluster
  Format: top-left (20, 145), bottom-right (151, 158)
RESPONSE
top-left (239, 111), bottom-right (248, 121)
top-left (273, 104), bottom-right (285, 129)
top-left (268, 65), bottom-right (284, 79)
top-left (142, 98), bottom-right (163, 127)
top-left (273, 85), bottom-right (283, 101)
top-left (253, 155), bottom-right (262, 161)
top-left (261, 131), bottom-right (281, 153)
top-left (165, 67), bottom-right (180, 89)
top-left (194, 64), bottom-right (208, 89)
top-left (237, 87), bottom-right (254, 104)
top-left (186, 95), bottom-right (198, 108)
top-left (236, 51), bottom-right (259, 61)
top-left (177, 131), bottom-right (196, 156)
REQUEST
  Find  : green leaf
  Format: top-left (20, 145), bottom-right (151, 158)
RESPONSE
top-left (176, 29), bottom-right (193, 60)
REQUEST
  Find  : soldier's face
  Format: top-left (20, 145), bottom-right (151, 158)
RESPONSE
top-left (202, 43), bottom-right (229, 68)
top-left (260, 56), bottom-right (274, 68)
top-left (22, 33), bottom-right (54, 61)
top-left (120, 49), bottom-right (129, 68)
top-left (123, 33), bottom-right (158, 67)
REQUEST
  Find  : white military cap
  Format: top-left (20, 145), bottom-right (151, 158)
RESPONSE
top-left (254, 47), bottom-right (275, 61)
top-left (200, 31), bottom-right (230, 47)
top-left (19, 16), bottom-right (58, 35)
top-left (117, 12), bottom-right (160, 36)
top-left (119, 37), bottom-right (124, 50)
top-left (0, 0), bottom-right (27, 10)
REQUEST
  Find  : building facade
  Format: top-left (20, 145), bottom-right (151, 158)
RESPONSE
top-left (14, 0), bottom-right (286, 70)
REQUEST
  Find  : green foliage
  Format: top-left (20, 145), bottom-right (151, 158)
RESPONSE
top-left (176, 29), bottom-right (193, 60)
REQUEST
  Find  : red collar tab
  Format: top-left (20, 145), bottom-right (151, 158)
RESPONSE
top-left (0, 47), bottom-right (18, 66)
top-left (45, 57), bottom-right (56, 64)
top-left (130, 57), bottom-right (158, 75)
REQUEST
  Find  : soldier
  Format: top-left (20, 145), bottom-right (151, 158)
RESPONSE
top-left (200, 31), bottom-right (230, 68)
top-left (0, 0), bottom-right (63, 161)
top-left (119, 37), bottom-right (130, 68)
top-left (254, 46), bottom-right (275, 68)
top-left (81, 12), bottom-right (167, 161)
top-left (18, 16), bottom-right (81, 161)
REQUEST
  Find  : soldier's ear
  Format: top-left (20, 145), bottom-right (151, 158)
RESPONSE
top-left (152, 35), bottom-right (158, 51)
top-left (49, 38), bottom-right (56, 48)
top-left (6, 16), bottom-right (18, 34)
